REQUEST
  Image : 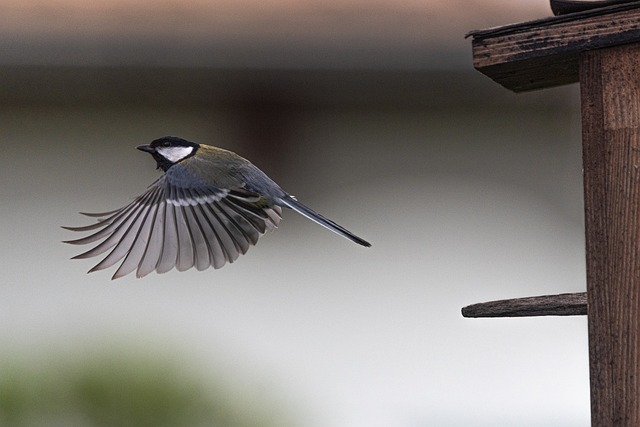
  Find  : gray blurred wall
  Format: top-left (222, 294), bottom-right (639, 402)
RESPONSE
top-left (0, 2), bottom-right (589, 426)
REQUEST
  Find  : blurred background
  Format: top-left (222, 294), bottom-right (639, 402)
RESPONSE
top-left (0, 1), bottom-right (589, 426)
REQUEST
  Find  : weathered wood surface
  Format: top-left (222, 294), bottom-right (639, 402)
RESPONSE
top-left (551, 0), bottom-right (638, 16)
top-left (468, 2), bottom-right (640, 91)
top-left (461, 292), bottom-right (587, 318)
top-left (581, 43), bottom-right (640, 427)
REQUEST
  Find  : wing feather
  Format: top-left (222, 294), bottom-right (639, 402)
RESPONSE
top-left (173, 195), bottom-right (195, 272)
top-left (79, 208), bottom-right (124, 218)
top-left (191, 202), bottom-right (227, 269)
top-left (63, 198), bottom-right (144, 243)
top-left (88, 201), bottom-right (154, 273)
top-left (190, 188), bottom-right (239, 264)
top-left (64, 171), bottom-right (283, 278)
top-left (204, 204), bottom-right (241, 263)
top-left (137, 198), bottom-right (166, 277)
top-left (208, 203), bottom-right (251, 255)
top-left (70, 190), bottom-right (157, 258)
top-left (112, 189), bottom-right (163, 279)
top-left (266, 206), bottom-right (282, 229)
top-left (156, 200), bottom-right (179, 274)
top-left (217, 200), bottom-right (262, 245)
top-left (220, 199), bottom-right (268, 234)
top-left (180, 188), bottom-right (212, 271)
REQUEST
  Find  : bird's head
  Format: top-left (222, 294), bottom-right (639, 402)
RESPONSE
top-left (137, 136), bottom-right (200, 171)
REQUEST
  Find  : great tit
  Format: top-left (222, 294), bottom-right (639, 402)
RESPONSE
top-left (64, 136), bottom-right (371, 279)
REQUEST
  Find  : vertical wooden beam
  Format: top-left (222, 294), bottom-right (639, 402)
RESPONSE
top-left (581, 43), bottom-right (640, 426)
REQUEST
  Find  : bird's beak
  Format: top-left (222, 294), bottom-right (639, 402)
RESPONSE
top-left (136, 144), bottom-right (155, 153)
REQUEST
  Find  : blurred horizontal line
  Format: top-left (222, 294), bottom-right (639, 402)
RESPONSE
top-left (0, 66), bottom-right (577, 108)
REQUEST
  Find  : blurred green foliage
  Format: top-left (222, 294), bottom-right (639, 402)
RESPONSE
top-left (0, 349), bottom-right (288, 427)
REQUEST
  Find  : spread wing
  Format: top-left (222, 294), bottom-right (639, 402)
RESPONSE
top-left (63, 174), bottom-right (281, 279)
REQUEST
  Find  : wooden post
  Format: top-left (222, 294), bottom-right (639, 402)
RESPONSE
top-left (581, 44), bottom-right (640, 426)
top-left (465, 4), bottom-right (640, 425)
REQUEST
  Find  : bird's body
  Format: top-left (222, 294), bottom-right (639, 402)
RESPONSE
top-left (65, 136), bottom-right (370, 279)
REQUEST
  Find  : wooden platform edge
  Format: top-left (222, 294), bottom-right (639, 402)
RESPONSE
top-left (467, 1), bottom-right (640, 92)
top-left (462, 292), bottom-right (587, 318)
top-left (467, 1), bottom-right (640, 39)
top-left (551, 0), bottom-right (638, 16)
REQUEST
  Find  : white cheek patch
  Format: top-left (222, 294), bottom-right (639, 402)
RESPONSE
top-left (156, 146), bottom-right (194, 163)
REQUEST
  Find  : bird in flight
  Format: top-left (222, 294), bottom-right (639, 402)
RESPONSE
top-left (64, 136), bottom-right (371, 279)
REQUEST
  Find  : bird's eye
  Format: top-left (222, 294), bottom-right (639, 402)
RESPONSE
top-left (162, 141), bottom-right (171, 147)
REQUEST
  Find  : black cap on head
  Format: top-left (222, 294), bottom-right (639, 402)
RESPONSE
top-left (139, 136), bottom-right (199, 171)
top-left (150, 136), bottom-right (198, 149)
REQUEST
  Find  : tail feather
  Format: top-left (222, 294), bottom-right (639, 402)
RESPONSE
top-left (278, 196), bottom-right (371, 247)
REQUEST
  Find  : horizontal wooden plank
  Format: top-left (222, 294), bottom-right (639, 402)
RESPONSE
top-left (461, 292), bottom-right (587, 317)
top-left (551, 0), bottom-right (638, 16)
top-left (469, 2), bottom-right (640, 91)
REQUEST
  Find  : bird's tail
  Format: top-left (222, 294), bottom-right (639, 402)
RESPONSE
top-left (277, 196), bottom-right (371, 247)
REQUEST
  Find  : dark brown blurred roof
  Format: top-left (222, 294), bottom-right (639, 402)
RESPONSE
top-left (1, 1), bottom-right (550, 68)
